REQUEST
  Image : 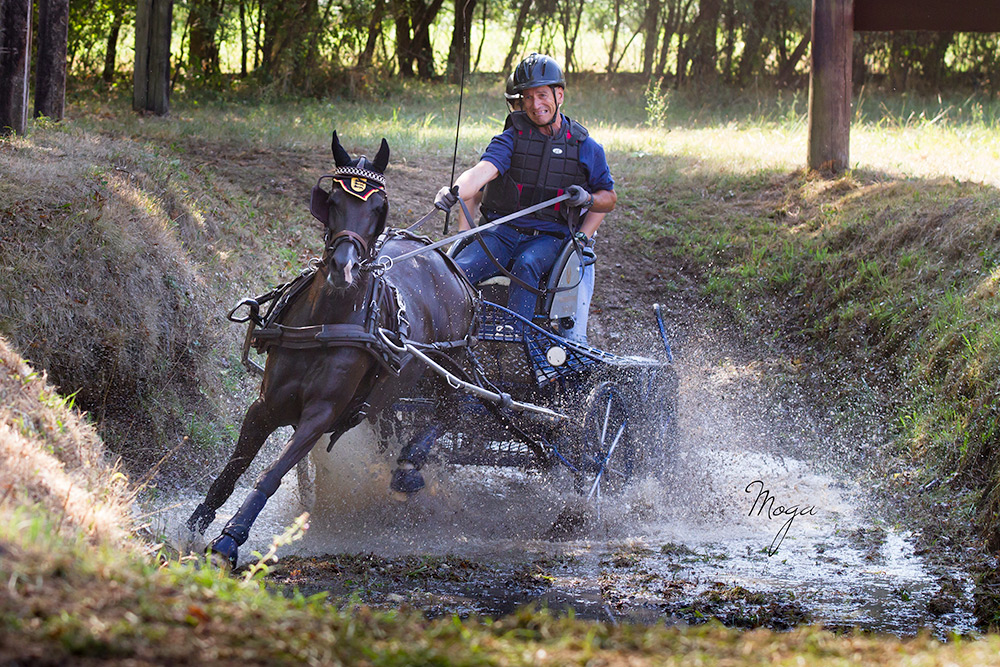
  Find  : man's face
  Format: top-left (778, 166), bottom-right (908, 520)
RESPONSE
top-left (522, 85), bottom-right (563, 126)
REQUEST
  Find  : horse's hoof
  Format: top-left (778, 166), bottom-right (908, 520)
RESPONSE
top-left (187, 503), bottom-right (216, 534)
top-left (390, 467), bottom-right (425, 495)
top-left (208, 534), bottom-right (239, 570)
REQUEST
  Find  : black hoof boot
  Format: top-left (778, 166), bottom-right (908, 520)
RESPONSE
top-left (187, 503), bottom-right (216, 534)
top-left (390, 466), bottom-right (425, 494)
top-left (208, 534), bottom-right (239, 570)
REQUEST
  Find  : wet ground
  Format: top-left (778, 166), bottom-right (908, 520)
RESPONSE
top-left (159, 310), bottom-right (980, 638)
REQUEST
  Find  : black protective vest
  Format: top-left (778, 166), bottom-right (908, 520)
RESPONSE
top-left (481, 112), bottom-right (590, 225)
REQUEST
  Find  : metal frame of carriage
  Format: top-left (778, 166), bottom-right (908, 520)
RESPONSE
top-left (374, 233), bottom-right (678, 499)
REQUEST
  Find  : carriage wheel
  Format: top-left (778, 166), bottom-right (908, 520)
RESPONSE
top-left (575, 381), bottom-right (637, 498)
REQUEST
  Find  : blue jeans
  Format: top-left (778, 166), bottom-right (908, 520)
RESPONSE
top-left (453, 225), bottom-right (565, 322)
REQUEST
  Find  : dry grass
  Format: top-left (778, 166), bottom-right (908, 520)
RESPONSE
top-left (0, 337), bottom-right (131, 542)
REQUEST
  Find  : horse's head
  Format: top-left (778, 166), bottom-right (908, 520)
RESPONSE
top-left (311, 131), bottom-right (390, 290)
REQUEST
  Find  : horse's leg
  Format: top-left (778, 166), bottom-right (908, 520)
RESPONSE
top-left (207, 402), bottom-right (344, 568)
top-left (186, 398), bottom-right (277, 534)
top-left (390, 424), bottom-right (441, 494)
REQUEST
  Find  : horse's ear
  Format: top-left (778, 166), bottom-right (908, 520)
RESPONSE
top-left (331, 131), bottom-right (352, 167)
top-left (373, 138), bottom-right (390, 174)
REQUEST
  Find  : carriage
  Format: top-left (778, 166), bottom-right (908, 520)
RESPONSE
top-left (188, 134), bottom-right (678, 567)
top-left (370, 236), bottom-right (678, 500)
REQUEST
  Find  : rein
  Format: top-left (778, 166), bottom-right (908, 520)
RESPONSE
top-left (373, 192), bottom-right (571, 271)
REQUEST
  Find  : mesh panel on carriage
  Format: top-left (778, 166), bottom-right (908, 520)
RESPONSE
top-left (478, 301), bottom-right (660, 387)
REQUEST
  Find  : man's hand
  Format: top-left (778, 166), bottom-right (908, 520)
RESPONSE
top-left (566, 184), bottom-right (593, 208)
top-left (434, 185), bottom-right (459, 211)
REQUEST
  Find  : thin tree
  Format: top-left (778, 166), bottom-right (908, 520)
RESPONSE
top-left (448, 0), bottom-right (477, 83)
top-left (687, 0), bottom-right (721, 81)
top-left (102, 0), bottom-right (129, 83)
top-left (358, 0), bottom-right (386, 69)
top-left (502, 0), bottom-right (534, 74)
top-left (640, 0), bottom-right (661, 77)
top-left (35, 0), bottom-right (70, 121)
top-left (0, 0), bottom-right (32, 134)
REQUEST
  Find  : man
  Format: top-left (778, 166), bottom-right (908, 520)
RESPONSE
top-left (435, 53), bottom-right (615, 331)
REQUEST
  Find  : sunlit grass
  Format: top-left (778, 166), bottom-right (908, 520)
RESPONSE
top-left (66, 79), bottom-right (1000, 191)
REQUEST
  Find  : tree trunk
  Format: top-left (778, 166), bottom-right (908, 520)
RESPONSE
top-left (606, 0), bottom-right (621, 74)
top-left (721, 0), bottom-right (735, 81)
top-left (0, 0), bottom-right (31, 135)
top-left (473, 0), bottom-right (487, 71)
top-left (448, 0), bottom-right (477, 83)
top-left (641, 0), bottom-right (661, 77)
top-left (688, 0), bottom-right (722, 81)
top-left (411, 0), bottom-right (446, 78)
top-left (920, 31), bottom-right (953, 90)
top-left (358, 0), bottom-right (386, 68)
top-left (655, 0), bottom-right (680, 77)
top-left (239, 0), bottom-right (248, 76)
top-left (134, 0), bottom-right (173, 115)
top-left (560, 0), bottom-right (585, 72)
top-left (103, 3), bottom-right (125, 83)
top-left (35, 0), bottom-right (70, 121)
top-left (808, 0), bottom-right (852, 172)
top-left (502, 0), bottom-right (533, 75)
top-left (776, 33), bottom-right (809, 86)
top-left (736, 0), bottom-right (766, 84)
top-left (189, 0), bottom-right (225, 78)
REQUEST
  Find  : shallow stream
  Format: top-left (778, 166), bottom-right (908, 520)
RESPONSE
top-left (159, 320), bottom-right (979, 638)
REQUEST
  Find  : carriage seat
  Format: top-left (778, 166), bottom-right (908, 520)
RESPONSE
top-left (447, 235), bottom-right (596, 338)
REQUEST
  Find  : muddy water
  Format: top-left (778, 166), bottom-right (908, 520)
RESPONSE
top-left (159, 323), bottom-right (978, 638)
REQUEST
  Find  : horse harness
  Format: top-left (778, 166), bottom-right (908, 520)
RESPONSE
top-left (228, 228), bottom-right (480, 378)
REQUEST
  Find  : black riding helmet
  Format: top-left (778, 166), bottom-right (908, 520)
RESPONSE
top-left (511, 53), bottom-right (566, 92)
top-left (512, 54), bottom-right (565, 128)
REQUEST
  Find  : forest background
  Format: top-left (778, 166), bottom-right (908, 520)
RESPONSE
top-left (68, 0), bottom-right (1000, 96)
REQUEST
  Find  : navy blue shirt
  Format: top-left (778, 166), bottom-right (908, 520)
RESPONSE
top-left (479, 114), bottom-right (614, 234)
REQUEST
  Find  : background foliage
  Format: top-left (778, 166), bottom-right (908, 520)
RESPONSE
top-left (66, 0), bottom-right (1000, 95)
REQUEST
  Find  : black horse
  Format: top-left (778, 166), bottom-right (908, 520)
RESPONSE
top-left (186, 133), bottom-right (478, 567)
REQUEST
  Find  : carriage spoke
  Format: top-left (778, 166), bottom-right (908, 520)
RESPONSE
top-left (600, 397), bottom-right (613, 445)
top-left (588, 422), bottom-right (627, 500)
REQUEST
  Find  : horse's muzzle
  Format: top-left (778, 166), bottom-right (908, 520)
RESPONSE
top-left (328, 245), bottom-right (360, 289)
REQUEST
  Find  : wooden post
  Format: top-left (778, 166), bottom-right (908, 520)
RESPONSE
top-left (0, 0), bottom-right (32, 135)
top-left (133, 0), bottom-right (173, 115)
top-left (808, 0), bottom-right (852, 172)
top-left (34, 0), bottom-right (70, 121)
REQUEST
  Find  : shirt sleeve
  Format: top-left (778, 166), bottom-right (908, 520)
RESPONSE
top-left (581, 139), bottom-right (614, 192)
top-left (480, 129), bottom-right (516, 175)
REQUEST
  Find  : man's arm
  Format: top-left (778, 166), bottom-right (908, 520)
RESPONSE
top-left (579, 189), bottom-right (616, 239)
top-left (452, 161), bottom-right (499, 231)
